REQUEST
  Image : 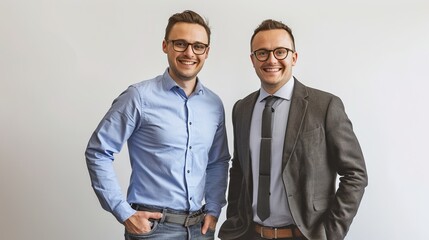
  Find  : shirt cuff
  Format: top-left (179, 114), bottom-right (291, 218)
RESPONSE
top-left (204, 202), bottom-right (222, 219)
top-left (113, 201), bottom-right (136, 223)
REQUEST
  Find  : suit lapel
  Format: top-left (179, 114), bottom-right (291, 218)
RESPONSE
top-left (237, 91), bottom-right (259, 187)
top-left (282, 79), bottom-right (308, 168)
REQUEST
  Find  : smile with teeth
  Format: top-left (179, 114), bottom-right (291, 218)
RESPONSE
top-left (263, 67), bottom-right (282, 72)
top-left (179, 59), bottom-right (197, 65)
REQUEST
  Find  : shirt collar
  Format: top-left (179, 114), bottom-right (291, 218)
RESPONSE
top-left (258, 76), bottom-right (295, 103)
top-left (162, 68), bottom-right (204, 95)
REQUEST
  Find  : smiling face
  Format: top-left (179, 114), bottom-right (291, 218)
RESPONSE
top-left (251, 29), bottom-right (298, 94)
top-left (162, 22), bottom-right (209, 85)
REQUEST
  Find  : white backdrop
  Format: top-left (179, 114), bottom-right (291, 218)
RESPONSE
top-left (1, 1), bottom-right (428, 239)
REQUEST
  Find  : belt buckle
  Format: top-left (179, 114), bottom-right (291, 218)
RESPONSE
top-left (183, 209), bottom-right (204, 227)
top-left (184, 212), bottom-right (197, 227)
top-left (260, 226), bottom-right (278, 239)
top-left (184, 215), bottom-right (190, 227)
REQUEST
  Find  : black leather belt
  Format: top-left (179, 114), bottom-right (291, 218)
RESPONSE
top-left (131, 204), bottom-right (205, 227)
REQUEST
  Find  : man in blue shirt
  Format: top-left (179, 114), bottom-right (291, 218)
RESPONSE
top-left (85, 10), bottom-right (230, 240)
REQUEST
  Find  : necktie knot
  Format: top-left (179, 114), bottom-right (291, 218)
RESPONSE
top-left (264, 96), bottom-right (278, 111)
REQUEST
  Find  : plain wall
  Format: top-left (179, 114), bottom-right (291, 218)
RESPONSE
top-left (1, 0), bottom-right (428, 239)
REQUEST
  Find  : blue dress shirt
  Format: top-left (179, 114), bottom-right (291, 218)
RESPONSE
top-left (85, 69), bottom-right (230, 223)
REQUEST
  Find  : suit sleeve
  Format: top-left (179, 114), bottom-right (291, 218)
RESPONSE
top-left (324, 96), bottom-right (368, 239)
top-left (225, 101), bottom-right (243, 219)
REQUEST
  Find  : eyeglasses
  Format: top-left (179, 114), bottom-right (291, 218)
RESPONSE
top-left (167, 39), bottom-right (209, 55)
top-left (252, 47), bottom-right (294, 62)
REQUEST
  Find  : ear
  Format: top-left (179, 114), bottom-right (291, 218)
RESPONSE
top-left (204, 46), bottom-right (210, 59)
top-left (162, 40), bottom-right (168, 53)
top-left (291, 51), bottom-right (298, 66)
top-left (250, 53), bottom-right (256, 68)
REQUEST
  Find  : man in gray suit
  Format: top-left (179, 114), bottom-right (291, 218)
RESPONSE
top-left (219, 19), bottom-right (368, 240)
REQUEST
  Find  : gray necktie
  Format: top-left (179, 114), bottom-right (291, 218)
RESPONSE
top-left (257, 95), bottom-right (277, 221)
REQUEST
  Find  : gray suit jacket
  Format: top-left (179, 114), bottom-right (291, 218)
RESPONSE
top-left (219, 79), bottom-right (368, 240)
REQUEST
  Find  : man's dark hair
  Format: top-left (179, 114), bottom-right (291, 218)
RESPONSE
top-left (251, 19), bottom-right (296, 51)
top-left (165, 10), bottom-right (211, 44)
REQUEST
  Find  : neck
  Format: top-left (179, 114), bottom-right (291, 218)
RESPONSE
top-left (174, 78), bottom-right (197, 96)
top-left (262, 84), bottom-right (282, 95)
top-left (262, 76), bottom-right (292, 95)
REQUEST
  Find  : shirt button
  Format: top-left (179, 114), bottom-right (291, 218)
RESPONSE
top-left (190, 197), bottom-right (193, 200)
top-left (187, 170), bottom-right (190, 173)
top-left (189, 146), bottom-right (192, 149)
top-left (189, 122), bottom-right (192, 125)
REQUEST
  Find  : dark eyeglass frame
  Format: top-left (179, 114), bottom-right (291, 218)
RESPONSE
top-left (252, 47), bottom-right (295, 62)
top-left (166, 39), bottom-right (209, 55)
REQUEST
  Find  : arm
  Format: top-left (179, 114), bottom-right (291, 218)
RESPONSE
top-left (324, 96), bottom-right (368, 239)
top-left (204, 105), bottom-right (230, 219)
top-left (85, 86), bottom-right (141, 223)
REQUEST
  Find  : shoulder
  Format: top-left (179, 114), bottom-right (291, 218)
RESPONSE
top-left (235, 90), bottom-right (259, 108)
top-left (202, 86), bottom-right (224, 104)
top-left (131, 75), bottom-right (163, 93)
top-left (293, 79), bottom-right (348, 121)
top-left (231, 90), bottom-right (259, 119)
top-left (294, 79), bottom-right (342, 105)
top-left (118, 75), bottom-right (164, 103)
top-left (199, 86), bottom-right (227, 116)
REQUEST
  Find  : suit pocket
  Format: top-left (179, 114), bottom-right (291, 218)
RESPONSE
top-left (300, 126), bottom-right (323, 139)
top-left (297, 126), bottom-right (325, 161)
top-left (313, 197), bottom-right (332, 211)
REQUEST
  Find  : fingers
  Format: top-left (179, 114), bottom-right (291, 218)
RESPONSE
top-left (146, 211), bottom-right (163, 220)
top-left (201, 221), bottom-right (209, 235)
top-left (124, 211), bottom-right (163, 234)
top-left (201, 214), bottom-right (217, 235)
top-left (124, 213), bottom-right (144, 234)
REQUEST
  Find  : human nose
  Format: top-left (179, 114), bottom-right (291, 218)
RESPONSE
top-left (266, 51), bottom-right (277, 62)
top-left (183, 44), bottom-right (195, 56)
